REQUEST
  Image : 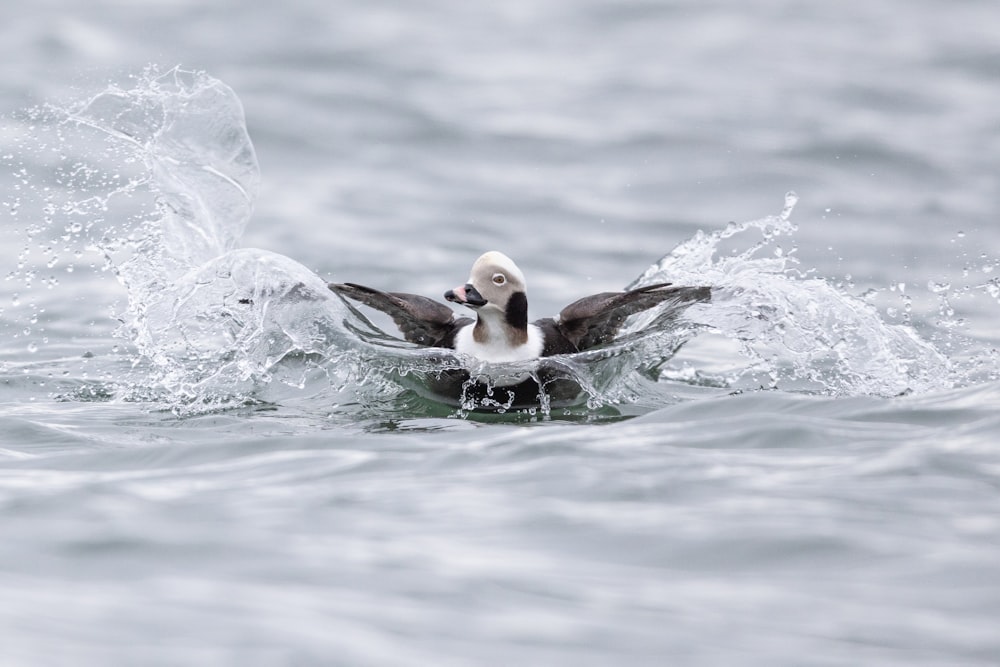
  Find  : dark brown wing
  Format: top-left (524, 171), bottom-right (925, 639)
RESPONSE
top-left (329, 282), bottom-right (471, 348)
top-left (552, 283), bottom-right (710, 352)
top-left (532, 318), bottom-right (576, 357)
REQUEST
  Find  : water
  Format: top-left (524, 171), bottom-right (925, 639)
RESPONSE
top-left (2, 1), bottom-right (1000, 665)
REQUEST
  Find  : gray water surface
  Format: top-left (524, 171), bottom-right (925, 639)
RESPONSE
top-left (2, 2), bottom-right (999, 665)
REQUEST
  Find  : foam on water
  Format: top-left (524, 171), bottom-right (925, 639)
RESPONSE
top-left (1, 68), bottom-right (985, 416)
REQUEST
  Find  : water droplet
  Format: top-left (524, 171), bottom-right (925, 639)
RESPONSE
top-left (928, 280), bottom-right (951, 293)
top-left (27, 342), bottom-right (38, 353)
top-left (781, 191), bottom-right (799, 220)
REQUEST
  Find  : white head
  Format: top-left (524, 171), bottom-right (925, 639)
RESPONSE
top-left (446, 251), bottom-right (543, 358)
top-left (444, 251), bottom-right (529, 331)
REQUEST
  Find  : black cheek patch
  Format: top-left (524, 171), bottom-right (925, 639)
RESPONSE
top-left (505, 291), bottom-right (529, 329)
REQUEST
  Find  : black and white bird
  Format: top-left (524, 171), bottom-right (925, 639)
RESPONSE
top-left (329, 251), bottom-right (709, 407)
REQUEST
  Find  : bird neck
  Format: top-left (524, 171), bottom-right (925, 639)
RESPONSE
top-left (474, 297), bottom-right (529, 347)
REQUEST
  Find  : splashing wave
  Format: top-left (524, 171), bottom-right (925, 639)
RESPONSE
top-left (631, 192), bottom-right (954, 397)
top-left (5, 67), bottom-right (961, 415)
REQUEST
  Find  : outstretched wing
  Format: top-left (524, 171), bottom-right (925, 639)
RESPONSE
top-left (552, 283), bottom-right (710, 352)
top-left (329, 282), bottom-right (471, 348)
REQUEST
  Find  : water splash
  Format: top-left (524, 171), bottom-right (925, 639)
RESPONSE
top-left (63, 66), bottom-right (258, 273)
top-left (2, 69), bottom-right (971, 416)
top-left (1, 68), bottom-right (342, 411)
top-left (632, 192), bottom-right (954, 396)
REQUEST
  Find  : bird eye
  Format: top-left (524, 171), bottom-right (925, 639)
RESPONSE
top-left (492, 273), bottom-right (506, 285)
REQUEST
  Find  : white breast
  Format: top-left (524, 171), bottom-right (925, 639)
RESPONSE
top-left (454, 323), bottom-right (544, 363)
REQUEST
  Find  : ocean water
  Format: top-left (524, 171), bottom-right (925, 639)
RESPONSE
top-left (2, 1), bottom-right (1000, 665)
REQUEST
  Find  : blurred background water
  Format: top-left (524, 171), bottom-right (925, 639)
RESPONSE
top-left (1, 1), bottom-right (999, 665)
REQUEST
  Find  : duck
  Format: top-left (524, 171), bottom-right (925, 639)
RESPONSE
top-left (329, 251), bottom-right (710, 409)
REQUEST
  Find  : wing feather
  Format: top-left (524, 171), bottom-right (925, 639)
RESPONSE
top-left (554, 283), bottom-right (710, 351)
top-left (329, 282), bottom-right (470, 348)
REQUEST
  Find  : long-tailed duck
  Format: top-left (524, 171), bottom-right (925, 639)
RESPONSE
top-left (329, 251), bottom-right (709, 408)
